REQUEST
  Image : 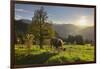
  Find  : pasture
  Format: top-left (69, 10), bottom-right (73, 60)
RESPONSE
top-left (15, 44), bottom-right (94, 65)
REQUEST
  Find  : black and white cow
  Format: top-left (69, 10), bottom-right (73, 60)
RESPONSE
top-left (50, 37), bottom-right (65, 51)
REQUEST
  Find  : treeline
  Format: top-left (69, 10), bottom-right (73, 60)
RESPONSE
top-left (60, 35), bottom-right (94, 45)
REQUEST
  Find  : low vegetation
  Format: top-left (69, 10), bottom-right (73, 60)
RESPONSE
top-left (15, 44), bottom-right (94, 65)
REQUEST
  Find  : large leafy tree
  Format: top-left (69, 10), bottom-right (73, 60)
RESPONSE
top-left (29, 7), bottom-right (55, 48)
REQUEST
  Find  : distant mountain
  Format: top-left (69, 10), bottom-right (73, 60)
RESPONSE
top-left (18, 19), bottom-right (31, 24)
top-left (52, 24), bottom-right (94, 41)
top-left (14, 19), bottom-right (95, 41)
top-left (53, 24), bottom-right (82, 38)
top-left (14, 19), bottom-right (30, 33)
top-left (78, 27), bottom-right (94, 41)
top-left (52, 24), bottom-right (81, 38)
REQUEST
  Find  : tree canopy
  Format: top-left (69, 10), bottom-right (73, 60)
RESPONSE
top-left (29, 7), bottom-right (55, 48)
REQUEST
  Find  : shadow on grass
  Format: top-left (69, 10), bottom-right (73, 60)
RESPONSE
top-left (15, 52), bottom-right (58, 65)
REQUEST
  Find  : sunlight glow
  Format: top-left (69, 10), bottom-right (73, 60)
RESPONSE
top-left (79, 16), bottom-right (87, 26)
top-left (75, 16), bottom-right (90, 27)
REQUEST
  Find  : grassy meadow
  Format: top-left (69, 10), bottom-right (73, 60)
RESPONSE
top-left (15, 44), bottom-right (94, 65)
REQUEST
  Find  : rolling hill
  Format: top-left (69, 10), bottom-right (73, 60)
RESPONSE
top-left (52, 24), bottom-right (94, 41)
top-left (14, 19), bottom-right (95, 41)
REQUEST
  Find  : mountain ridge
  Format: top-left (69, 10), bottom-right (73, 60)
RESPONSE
top-left (15, 19), bottom-right (94, 41)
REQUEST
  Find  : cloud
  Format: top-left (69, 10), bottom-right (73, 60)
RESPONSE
top-left (15, 15), bottom-right (32, 20)
top-left (15, 15), bottom-right (23, 20)
top-left (15, 8), bottom-right (33, 20)
top-left (15, 8), bottom-right (33, 14)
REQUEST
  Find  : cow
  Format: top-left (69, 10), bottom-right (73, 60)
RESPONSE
top-left (50, 37), bottom-right (65, 51)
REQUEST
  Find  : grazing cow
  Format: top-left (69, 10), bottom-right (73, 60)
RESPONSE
top-left (50, 38), bottom-right (65, 51)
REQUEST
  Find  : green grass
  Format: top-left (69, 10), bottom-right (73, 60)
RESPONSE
top-left (15, 44), bottom-right (94, 65)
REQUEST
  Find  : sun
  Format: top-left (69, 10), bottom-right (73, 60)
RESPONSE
top-left (79, 17), bottom-right (87, 26)
top-left (75, 16), bottom-right (89, 27)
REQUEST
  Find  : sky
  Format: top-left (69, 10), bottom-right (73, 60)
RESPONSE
top-left (15, 3), bottom-right (94, 26)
